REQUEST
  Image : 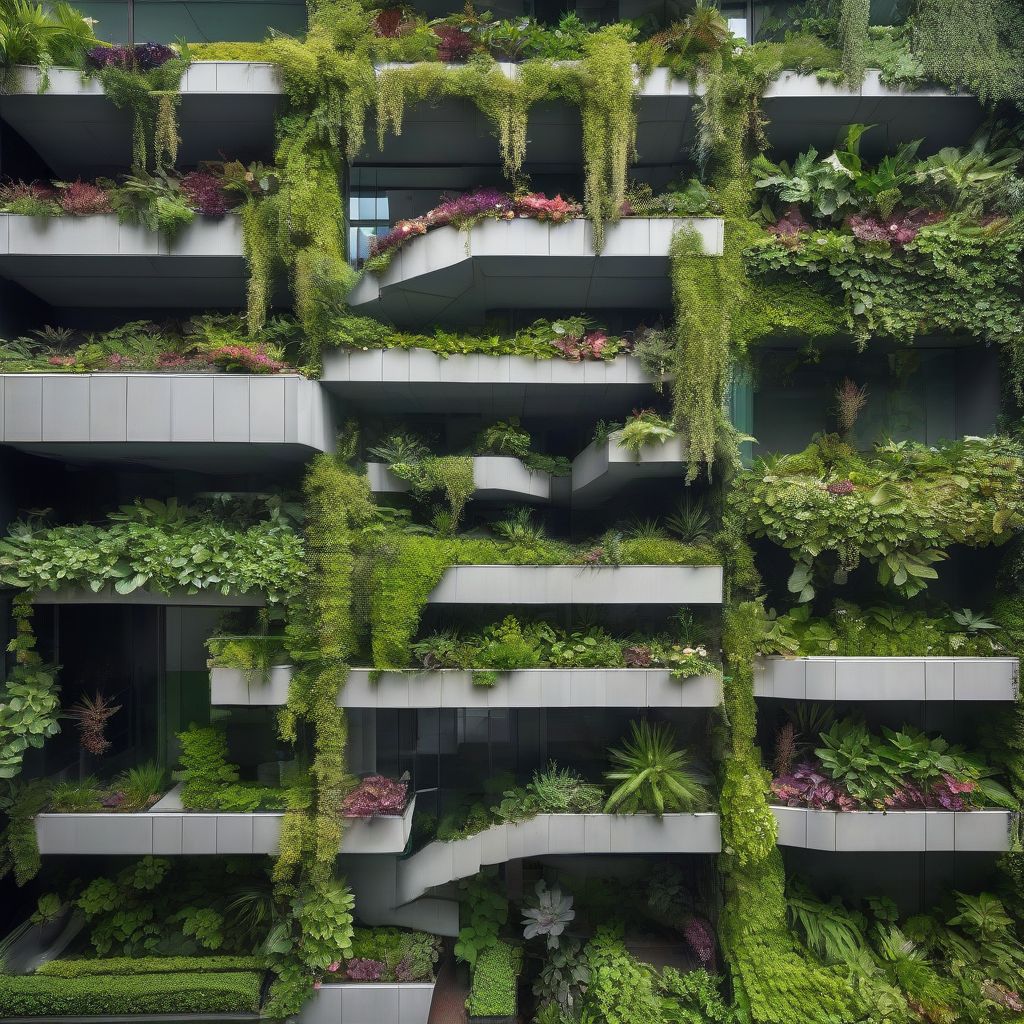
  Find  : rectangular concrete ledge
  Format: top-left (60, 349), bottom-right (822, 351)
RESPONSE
top-left (0, 214), bottom-right (246, 308)
top-left (34, 792), bottom-right (415, 856)
top-left (1, 64), bottom-right (283, 177)
top-left (210, 666), bottom-right (723, 708)
top-left (426, 564), bottom-right (724, 604)
top-left (368, 456), bottom-right (553, 503)
top-left (30, 588), bottom-right (266, 607)
top-left (296, 980), bottom-right (436, 1024)
top-left (571, 433), bottom-right (688, 507)
top-left (395, 812), bottom-right (721, 904)
top-left (0, 374), bottom-right (334, 465)
top-left (348, 218), bottom-right (724, 326)
top-left (771, 806), bottom-right (1012, 852)
top-left (320, 350), bottom-right (659, 417)
top-left (754, 656), bottom-right (1019, 701)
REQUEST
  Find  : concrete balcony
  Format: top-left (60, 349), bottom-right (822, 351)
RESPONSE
top-left (772, 806), bottom-right (1012, 852)
top-left (754, 656), bottom-right (1019, 701)
top-left (394, 812), bottom-right (722, 905)
top-left (30, 588), bottom-right (266, 606)
top-left (320, 350), bottom-right (658, 417)
top-left (425, 564), bottom-right (724, 605)
top-left (34, 786), bottom-right (415, 855)
top-left (0, 213), bottom-right (246, 308)
top-left (0, 373), bottom-right (334, 471)
top-left (0, 64), bottom-right (979, 178)
top-left (347, 217), bottom-right (724, 325)
top-left (210, 666), bottom-right (723, 708)
top-left (367, 456), bottom-right (556, 503)
top-left (570, 432), bottom-right (687, 507)
top-left (0, 63), bottom-right (282, 177)
top-left (298, 981), bottom-right (436, 1024)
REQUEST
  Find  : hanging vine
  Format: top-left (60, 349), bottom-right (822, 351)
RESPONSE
top-left (264, 455), bottom-right (373, 1017)
top-left (837, 0), bottom-right (870, 85)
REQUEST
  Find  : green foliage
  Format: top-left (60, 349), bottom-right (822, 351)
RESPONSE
top-left (92, 48), bottom-right (191, 170)
top-left (0, 779), bottom-right (49, 885)
top-left (327, 314), bottom-right (629, 361)
top-left (348, 927), bottom-right (442, 981)
top-left (837, 0), bottom-right (869, 85)
top-left (35, 955), bottom-right (262, 977)
top-left (0, 595), bottom-right (60, 780)
top-left (0, 0), bottom-right (96, 90)
top-left (579, 926), bottom-right (660, 1024)
top-left (617, 409), bottom-right (678, 452)
top-left (263, 457), bottom-right (369, 1018)
top-left (0, 499), bottom-right (303, 602)
top-left (734, 435), bottom-right (1024, 600)
top-left (746, 217), bottom-right (1024, 357)
top-left (762, 601), bottom-right (1004, 657)
top-left (914, 0), bottom-right (1024, 107)
top-left (603, 720), bottom-right (709, 815)
top-left (455, 873), bottom-right (508, 968)
top-left (658, 968), bottom-right (737, 1024)
top-left (0, 971), bottom-right (262, 1015)
top-left (465, 939), bottom-right (522, 1017)
top-left (176, 725), bottom-right (285, 812)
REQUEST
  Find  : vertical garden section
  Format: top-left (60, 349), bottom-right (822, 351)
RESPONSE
top-left (264, 455), bottom-right (373, 1017)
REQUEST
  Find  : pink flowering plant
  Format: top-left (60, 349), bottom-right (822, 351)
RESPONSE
top-left (771, 718), bottom-right (1016, 812)
top-left (341, 775), bottom-right (409, 818)
top-left (366, 188), bottom-right (582, 273)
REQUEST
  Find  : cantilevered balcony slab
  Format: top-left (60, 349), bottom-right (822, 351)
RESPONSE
top-left (367, 456), bottom-right (556, 503)
top-left (425, 564), bottom-right (723, 604)
top-left (0, 63), bottom-right (282, 177)
top-left (320, 350), bottom-right (659, 417)
top-left (394, 812), bottom-right (721, 905)
top-left (35, 789), bottom-right (415, 856)
top-left (754, 656), bottom-right (1019, 702)
top-left (29, 588), bottom-right (265, 606)
top-left (772, 807), bottom-right (1011, 852)
top-left (570, 433), bottom-right (687, 507)
top-left (0, 214), bottom-right (246, 308)
top-left (347, 217), bottom-right (724, 326)
top-left (0, 373), bottom-right (334, 470)
top-left (210, 666), bottom-right (723, 708)
top-left (762, 71), bottom-right (982, 160)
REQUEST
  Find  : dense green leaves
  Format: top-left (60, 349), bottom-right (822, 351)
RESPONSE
top-left (733, 436), bottom-right (1024, 600)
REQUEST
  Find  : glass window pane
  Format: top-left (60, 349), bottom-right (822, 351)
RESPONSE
top-left (348, 197), bottom-right (360, 220)
top-left (376, 196), bottom-right (390, 221)
top-left (358, 197), bottom-right (377, 220)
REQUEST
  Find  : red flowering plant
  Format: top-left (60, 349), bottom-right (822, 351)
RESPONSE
top-left (180, 171), bottom-right (232, 217)
top-left (55, 180), bottom-right (112, 216)
top-left (366, 189), bottom-right (580, 272)
top-left (433, 23), bottom-right (477, 61)
top-left (845, 209), bottom-right (945, 247)
top-left (771, 762), bottom-right (858, 811)
top-left (341, 775), bottom-right (409, 817)
top-left (345, 958), bottom-right (387, 982)
top-left (203, 344), bottom-right (287, 374)
top-left (0, 180), bottom-right (60, 216)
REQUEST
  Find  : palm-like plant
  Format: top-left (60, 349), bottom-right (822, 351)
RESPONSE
top-left (665, 496), bottom-right (711, 544)
top-left (603, 720), bottom-right (707, 815)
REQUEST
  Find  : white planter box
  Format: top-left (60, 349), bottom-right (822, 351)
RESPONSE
top-left (348, 218), bottom-right (724, 325)
top-left (571, 433), bottom-right (688, 507)
top-left (0, 374), bottom-right (333, 456)
top-left (367, 456), bottom-right (551, 502)
top-left (211, 666), bottom-right (722, 709)
top-left (427, 564), bottom-right (723, 605)
top-left (298, 981), bottom-right (436, 1024)
top-left (0, 214), bottom-right (246, 308)
top-left (35, 793), bottom-right (415, 856)
top-left (754, 656), bottom-right (1018, 701)
top-left (771, 807), bottom-right (1012, 852)
top-left (395, 812), bottom-right (721, 904)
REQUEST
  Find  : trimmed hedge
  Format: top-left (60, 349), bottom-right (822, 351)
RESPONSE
top-left (465, 940), bottom-right (522, 1018)
top-left (35, 955), bottom-right (263, 977)
top-left (0, 970), bottom-right (263, 1015)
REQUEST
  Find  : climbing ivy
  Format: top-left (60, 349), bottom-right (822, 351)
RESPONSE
top-left (264, 455), bottom-right (373, 1017)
